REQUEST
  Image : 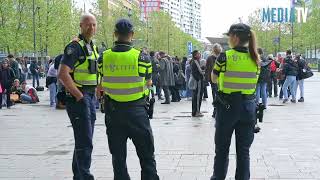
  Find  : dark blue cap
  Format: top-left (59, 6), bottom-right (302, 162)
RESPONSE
top-left (225, 23), bottom-right (251, 36)
top-left (115, 19), bottom-right (134, 34)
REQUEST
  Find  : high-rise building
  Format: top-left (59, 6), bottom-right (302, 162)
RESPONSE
top-left (107, 0), bottom-right (140, 13)
top-left (140, 0), bottom-right (202, 39)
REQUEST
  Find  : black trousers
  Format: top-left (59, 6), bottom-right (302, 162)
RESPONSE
top-left (105, 103), bottom-right (159, 180)
top-left (211, 97), bottom-right (256, 180)
top-left (65, 92), bottom-right (96, 180)
top-left (162, 86), bottom-right (171, 103)
top-left (192, 81), bottom-right (203, 116)
top-left (170, 86), bottom-right (181, 102)
top-left (211, 83), bottom-right (218, 116)
top-left (267, 72), bottom-right (278, 97)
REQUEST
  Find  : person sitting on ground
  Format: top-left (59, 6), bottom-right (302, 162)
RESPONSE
top-left (20, 81), bottom-right (39, 104)
top-left (10, 79), bottom-right (24, 103)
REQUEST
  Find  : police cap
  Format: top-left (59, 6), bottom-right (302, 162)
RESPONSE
top-left (225, 23), bottom-right (251, 36)
top-left (115, 19), bottom-right (134, 34)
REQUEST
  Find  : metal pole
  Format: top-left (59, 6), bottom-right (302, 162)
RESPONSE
top-left (278, 23), bottom-right (281, 52)
top-left (45, 0), bottom-right (49, 56)
top-left (167, 21), bottom-right (169, 54)
top-left (33, 0), bottom-right (36, 57)
top-left (291, 22), bottom-right (294, 52)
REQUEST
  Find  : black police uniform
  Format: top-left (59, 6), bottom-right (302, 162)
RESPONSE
top-left (61, 34), bottom-right (98, 180)
top-left (101, 19), bottom-right (159, 180)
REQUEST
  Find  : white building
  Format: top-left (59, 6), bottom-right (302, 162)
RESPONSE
top-left (140, 0), bottom-right (202, 39)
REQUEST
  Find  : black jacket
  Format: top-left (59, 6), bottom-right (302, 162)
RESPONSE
top-left (0, 67), bottom-right (15, 89)
top-left (191, 60), bottom-right (204, 81)
top-left (258, 59), bottom-right (271, 83)
top-left (283, 57), bottom-right (298, 76)
top-left (297, 58), bottom-right (307, 80)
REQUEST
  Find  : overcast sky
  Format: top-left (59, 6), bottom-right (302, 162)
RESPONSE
top-left (76, 0), bottom-right (290, 39)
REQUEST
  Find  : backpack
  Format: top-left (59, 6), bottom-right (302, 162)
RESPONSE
top-left (258, 64), bottom-right (271, 82)
top-left (270, 61), bottom-right (277, 72)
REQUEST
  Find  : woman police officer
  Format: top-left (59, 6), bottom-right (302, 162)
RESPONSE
top-left (210, 23), bottom-right (260, 180)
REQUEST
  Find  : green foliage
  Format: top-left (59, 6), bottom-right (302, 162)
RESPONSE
top-left (0, 0), bottom-right (202, 58)
top-left (247, 1), bottom-right (320, 56)
top-left (0, 0), bottom-right (80, 56)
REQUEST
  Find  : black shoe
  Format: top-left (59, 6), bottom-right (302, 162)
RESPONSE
top-left (161, 102), bottom-right (170, 104)
top-left (274, 94), bottom-right (278, 98)
top-left (158, 97), bottom-right (164, 100)
top-left (290, 99), bottom-right (296, 103)
top-left (282, 99), bottom-right (288, 103)
top-left (298, 97), bottom-right (304, 102)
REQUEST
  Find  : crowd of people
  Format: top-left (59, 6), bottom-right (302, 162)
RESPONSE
top-left (0, 47), bottom-right (312, 112)
top-left (0, 54), bottom-right (44, 109)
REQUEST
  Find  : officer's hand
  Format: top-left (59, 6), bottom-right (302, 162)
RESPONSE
top-left (76, 94), bottom-right (84, 102)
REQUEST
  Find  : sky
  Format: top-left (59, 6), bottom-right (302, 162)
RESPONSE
top-left (75, 0), bottom-right (290, 39)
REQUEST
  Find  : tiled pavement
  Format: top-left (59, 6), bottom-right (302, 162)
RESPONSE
top-left (1, 73), bottom-right (320, 180)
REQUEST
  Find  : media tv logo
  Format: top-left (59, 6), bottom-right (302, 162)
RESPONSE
top-left (261, 0), bottom-right (309, 23)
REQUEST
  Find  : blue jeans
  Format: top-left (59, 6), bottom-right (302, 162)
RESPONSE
top-left (295, 79), bottom-right (304, 98)
top-left (282, 76), bottom-right (297, 100)
top-left (256, 82), bottom-right (267, 106)
top-left (211, 98), bottom-right (256, 180)
top-left (65, 92), bottom-right (96, 180)
top-left (48, 83), bottom-right (57, 106)
top-left (20, 93), bottom-right (33, 103)
top-left (32, 73), bottom-right (39, 87)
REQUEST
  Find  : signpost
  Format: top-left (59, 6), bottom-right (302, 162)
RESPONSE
top-left (187, 41), bottom-right (193, 55)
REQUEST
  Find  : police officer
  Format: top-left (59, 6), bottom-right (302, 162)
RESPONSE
top-left (58, 13), bottom-right (99, 180)
top-left (210, 23), bottom-right (260, 180)
top-left (100, 19), bottom-right (160, 180)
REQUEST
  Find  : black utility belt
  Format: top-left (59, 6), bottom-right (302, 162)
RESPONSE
top-left (219, 92), bottom-right (255, 100)
top-left (105, 96), bottom-right (146, 107)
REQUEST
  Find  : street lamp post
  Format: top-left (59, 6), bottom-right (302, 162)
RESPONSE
top-left (32, 0), bottom-right (36, 57)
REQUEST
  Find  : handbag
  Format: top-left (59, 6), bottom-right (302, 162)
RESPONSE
top-left (10, 93), bottom-right (20, 102)
top-left (301, 64), bottom-right (313, 79)
top-left (188, 75), bottom-right (197, 90)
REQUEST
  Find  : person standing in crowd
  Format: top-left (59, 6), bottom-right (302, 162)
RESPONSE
top-left (159, 52), bottom-right (175, 104)
top-left (0, 59), bottom-right (15, 109)
top-left (267, 54), bottom-right (279, 98)
top-left (185, 59), bottom-right (193, 100)
top-left (210, 23), bottom-right (260, 180)
top-left (172, 57), bottom-right (182, 102)
top-left (7, 54), bottom-right (20, 80)
top-left (200, 57), bottom-right (208, 101)
top-left (58, 13), bottom-right (100, 180)
top-left (22, 57), bottom-right (29, 81)
top-left (46, 59), bottom-right (57, 107)
top-left (191, 50), bottom-right (205, 117)
top-left (101, 19), bottom-right (160, 180)
top-left (181, 57), bottom-right (188, 97)
top-left (278, 55), bottom-right (286, 100)
top-left (54, 54), bottom-right (67, 109)
top-left (256, 48), bottom-right (271, 107)
top-left (29, 59), bottom-right (40, 88)
top-left (282, 50), bottom-right (298, 103)
top-left (295, 54), bottom-right (306, 102)
top-left (206, 43), bottom-right (222, 118)
top-left (16, 58), bottom-right (24, 82)
top-left (150, 51), bottom-right (163, 100)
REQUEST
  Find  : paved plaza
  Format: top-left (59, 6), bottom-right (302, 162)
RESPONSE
top-left (0, 73), bottom-right (320, 180)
